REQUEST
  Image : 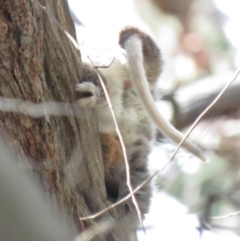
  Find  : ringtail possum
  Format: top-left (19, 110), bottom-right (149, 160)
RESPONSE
top-left (75, 27), bottom-right (206, 227)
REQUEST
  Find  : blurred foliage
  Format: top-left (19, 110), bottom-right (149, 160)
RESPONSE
top-left (135, 0), bottom-right (234, 83)
top-left (134, 0), bottom-right (240, 234)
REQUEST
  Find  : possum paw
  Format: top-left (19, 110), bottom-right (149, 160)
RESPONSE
top-left (75, 82), bottom-right (103, 107)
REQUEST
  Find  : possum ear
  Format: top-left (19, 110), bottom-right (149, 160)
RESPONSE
top-left (119, 26), bottom-right (162, 83)
top-left (119, 26), bottom-right (207, 162)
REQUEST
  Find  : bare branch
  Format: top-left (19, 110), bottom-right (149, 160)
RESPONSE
top-left (168, 69), bottom-right (240, 164)
top-left (0, 97), bottom-right (90, 119)
top-left (73, 219), bottom-right (114, 241)
top-left (172, 73), bottom-right (240, 129)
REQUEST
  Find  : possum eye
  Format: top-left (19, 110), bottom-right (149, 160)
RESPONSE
top-left (75, 91), bottom-right (93, 101)
top-left (81, 92), bottom-right (93, 98)
top-left (75, 82), bottom-right (103, 108)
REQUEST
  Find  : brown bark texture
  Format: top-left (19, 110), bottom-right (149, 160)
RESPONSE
top-left (0, 0), bottom-right (134, 240)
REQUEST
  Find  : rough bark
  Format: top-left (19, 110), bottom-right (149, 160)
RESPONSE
top-left (0, 0), bottom-right (135, 240)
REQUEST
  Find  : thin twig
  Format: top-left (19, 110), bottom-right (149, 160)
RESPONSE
top-left (161, 68), bottom-right (240, 169)
top-left (32, 0), bottom-right (113, 68)
top-left (88, 56), bottom-right (145, 231)
top-left (80, 69), bottom-right (240, 220)
top-left (211, 210), bottom-right (240, 220)
top-left (73, 219), bottom-right (114, 241)
top-left (31, 0), bottom-right (80, 51)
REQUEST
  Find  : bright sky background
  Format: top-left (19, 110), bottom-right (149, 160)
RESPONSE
top-left (68, 0), bottom-right (240, 240)
top-left (68, 0), bottom-right (144, 45)
top-left (212, 0), bottom-right (240, 66)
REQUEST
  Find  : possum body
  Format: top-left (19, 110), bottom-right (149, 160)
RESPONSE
top-left (75, 27), bottom-right (205, 225)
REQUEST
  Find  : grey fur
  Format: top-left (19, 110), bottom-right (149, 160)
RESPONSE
top-left (76, 27), bottom-right (162, 231)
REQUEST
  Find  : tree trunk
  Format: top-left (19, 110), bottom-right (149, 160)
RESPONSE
top-left (0, 0), bottom-right (136, 240)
